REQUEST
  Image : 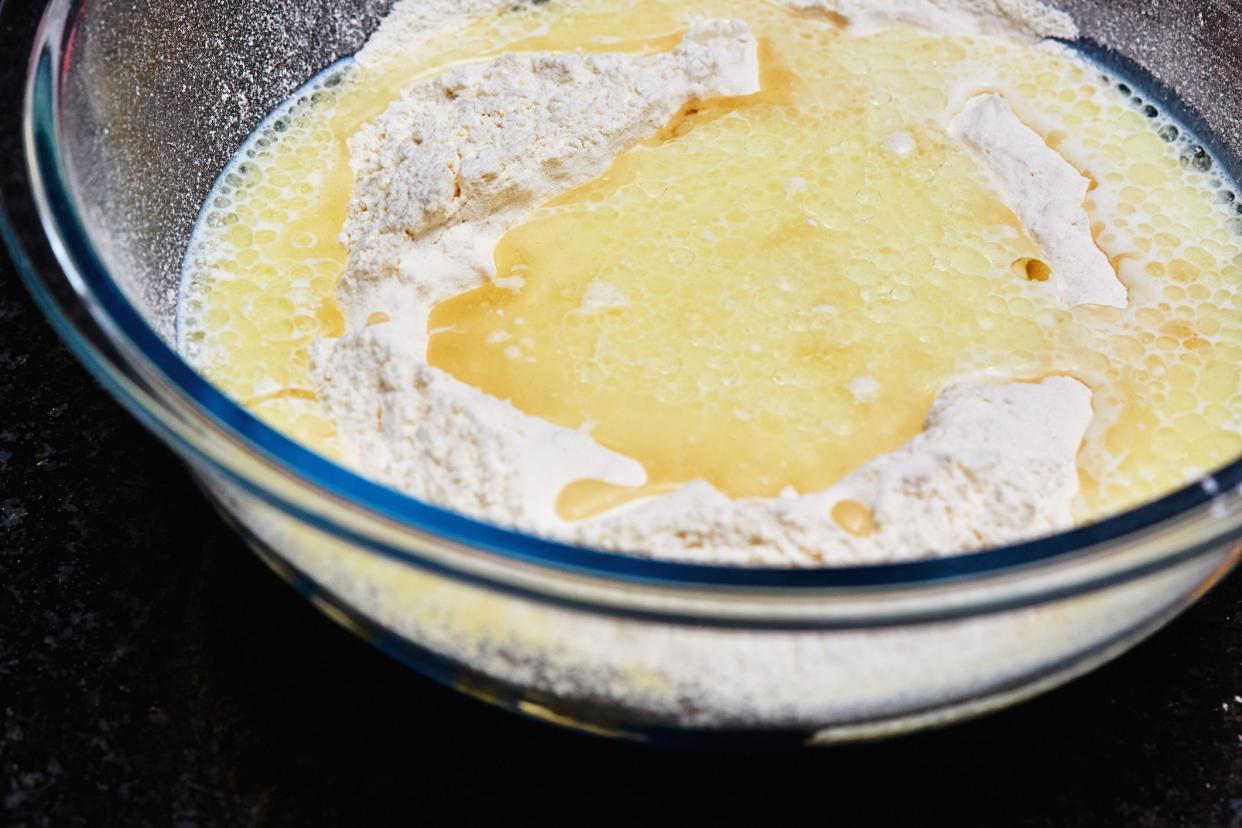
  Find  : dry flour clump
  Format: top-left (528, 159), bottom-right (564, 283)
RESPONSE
top-left (576, 378), bottom-right (1094, 566)
top-left (352, 0), bottom-right (517, 71)
top-left (781, 0), bottom-right (1077, 41)
top-left (313, 22), bottom-right (762, 533)
top-left (333, 20), bottom-right (761, 337)
top-left (950, 93), bottom-right (1127, 309)
top-left (312, 2), bottom-right (1099, 566)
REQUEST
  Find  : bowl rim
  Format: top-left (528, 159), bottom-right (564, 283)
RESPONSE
top-left (6, 0), bottom-right (1242, 602)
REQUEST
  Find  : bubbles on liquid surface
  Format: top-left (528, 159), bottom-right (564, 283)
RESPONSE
top-left (179, 0), bottom-right (1242, 523)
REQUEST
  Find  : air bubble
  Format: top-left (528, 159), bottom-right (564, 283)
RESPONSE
top-left (1190, 145), bottom-right (1212, 172)
top-left (1159, 124), bottom-right (1180, 143)
top-left (1142, 104), bottom-right (1158, 118)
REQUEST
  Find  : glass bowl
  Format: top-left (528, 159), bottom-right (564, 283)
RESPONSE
top-left (3, 0), bottom-right (1242, 745)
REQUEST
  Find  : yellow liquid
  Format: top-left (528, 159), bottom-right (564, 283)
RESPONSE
top-left (181, 0), bottom-right (1242, 527)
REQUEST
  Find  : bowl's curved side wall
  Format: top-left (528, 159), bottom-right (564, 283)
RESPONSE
top-left (54, 0), bottom-right (1242, 342)
top-left (56, 0), bottom-right (396, 340)
top-left (205, 472), bottom-right (1242, 736)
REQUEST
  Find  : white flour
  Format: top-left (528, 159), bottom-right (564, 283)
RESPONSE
top-left (311, 0), bottom-right (1101, 566)
top-left (951, 93), bottom-right (1128, 309)
top-left (182, 0), bottom-right (1242, 740)
top-left (313, 21), bottom-right (761, 533)
top-left (576, 378), bottom-right (1094, 566)
top-left (781, 0), bottom-right (1077, 41)
top-left (353, 0), bottom-right (515, 71)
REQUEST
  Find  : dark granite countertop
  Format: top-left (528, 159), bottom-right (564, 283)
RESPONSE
top-left (4, 3), bottom-right (1242, 826)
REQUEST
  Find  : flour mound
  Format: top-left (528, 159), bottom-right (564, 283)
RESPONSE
top-left (312, 329), bottom-right (645, 529)
top-left (950, 93), bottom-right (1127, 309)
top-left (313, 7), bottom-right (1097, 567)
top-left (313, 23), bottom-right (761, 532)
top-left (576, 378), bottom-right (1094, 566)
top-left (782, 0), bottom-right (1078, 41)
top-left (336, 20), bottom-right (761, 333)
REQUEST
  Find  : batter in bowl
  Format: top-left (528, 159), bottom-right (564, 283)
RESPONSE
top-left (179, 0), bottom-right (1242, 565)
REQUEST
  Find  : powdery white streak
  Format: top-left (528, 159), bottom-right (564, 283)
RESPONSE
top-left (575, 378), bottom-right (1094, 566)
top-left (313, 23), bottom-right (762, 533)
top-left (577, 279), bottom-right (632, 315)
top-left (312, 329), bottom-right (647, 529)
top-left (335, 20), bottom-right (761, 340)
top-left (353, 0), bottom-right (516, 71)
top-left (781, 0), bottom-right (1077, 41)
top-left (951, 93), bottom-right (1128, 309)
top-left (314, 8), bottom-right (1099, 566)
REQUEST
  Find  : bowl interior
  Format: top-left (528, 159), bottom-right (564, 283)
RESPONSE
top-left (56, 0), bottom-right (397, 342)
top-left (54, 0), bottom-right (1242, 341)
top-left (25, 0), bottom-right (1242, 585)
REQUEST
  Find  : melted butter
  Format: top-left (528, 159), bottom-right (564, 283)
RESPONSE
top-left (182, 0), bottom-right (1242, 527)
top-left (429, 25), bottom-right (1057, 512)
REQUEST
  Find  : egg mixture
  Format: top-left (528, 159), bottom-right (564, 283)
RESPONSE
top-left (179, 0), bottom-right (1242, 545)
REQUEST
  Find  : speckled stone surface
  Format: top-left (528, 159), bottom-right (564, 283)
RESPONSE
top-left (4, 3), bottom-right (1242, 827)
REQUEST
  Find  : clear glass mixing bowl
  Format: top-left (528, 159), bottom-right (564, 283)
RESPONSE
top-left (3, 0), bottom-right (1242, 745)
